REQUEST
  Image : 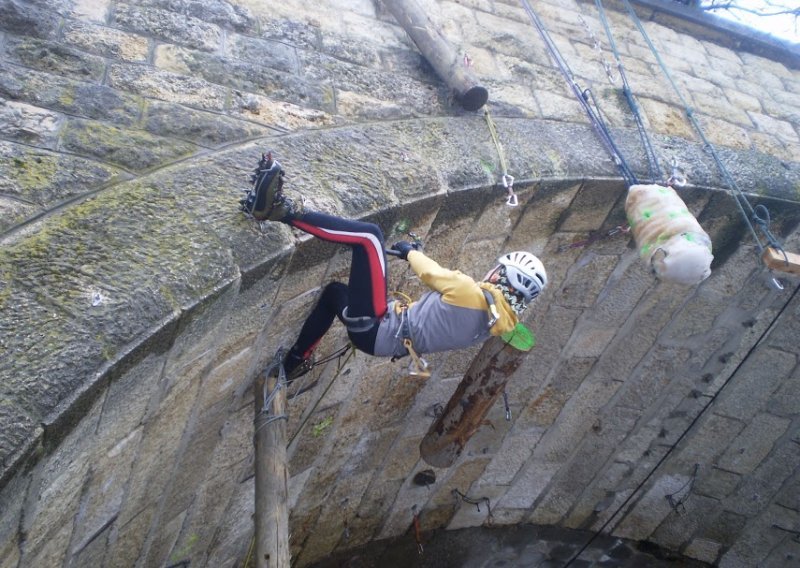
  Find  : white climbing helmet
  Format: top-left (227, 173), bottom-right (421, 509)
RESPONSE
top-left (498, 251), bottom-right (548, 302)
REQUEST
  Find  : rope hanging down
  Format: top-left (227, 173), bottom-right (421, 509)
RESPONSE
top-left (620, 0), bottom-right (786, 264)
top-left (593, 0), bottom-right (663, 184)
top-left (520, 0), bottom-right (639, 186)
top-left (484, 108), bottom-right (519, 206)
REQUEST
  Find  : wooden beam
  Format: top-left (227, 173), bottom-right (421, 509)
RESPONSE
top-left (762, 247), bottom-right (800, 276)
top-left (253, 367), bottom-right (290, 568)
top-left (381, 0), bottom-right (488, 111)
top-left (420, 336), bottom-right (526, 468)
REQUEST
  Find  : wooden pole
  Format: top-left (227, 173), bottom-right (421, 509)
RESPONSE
top-left (420, 336), bottom-right (526, 468)
top-left (253, 366), bottom-right (290, 568)
top-left (762, 246), bottom-right (800, 276)
top-left (381, 0), bottom-right (488, 111)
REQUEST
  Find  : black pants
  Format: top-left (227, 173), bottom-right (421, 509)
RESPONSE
top-left (288, 211), bottom-right (387, 358)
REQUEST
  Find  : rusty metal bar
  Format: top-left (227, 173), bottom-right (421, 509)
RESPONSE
top-left (381, 0), bottom-right (488, 111)
top-left (419, 336), bottom-right (526, 467)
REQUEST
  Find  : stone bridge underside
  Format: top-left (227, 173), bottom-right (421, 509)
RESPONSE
top-left (1, 0), bottom-right (800, 567)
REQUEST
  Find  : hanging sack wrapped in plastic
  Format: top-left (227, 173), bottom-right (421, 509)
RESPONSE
top-left (625, 184), bottom-right (713, 286)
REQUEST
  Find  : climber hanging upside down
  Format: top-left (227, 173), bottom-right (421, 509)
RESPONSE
top-left (240, 153), bottom-right (548, 380)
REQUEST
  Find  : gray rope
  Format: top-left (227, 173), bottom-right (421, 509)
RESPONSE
top-left (520, 0), bottom-right (639, 186)
top-left (595, 0), bottom-right (663, 183)
top-left (255, 351), bottom-right (288, 433)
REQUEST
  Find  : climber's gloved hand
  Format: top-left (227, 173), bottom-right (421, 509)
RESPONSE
top-left (391, 241), bottom-right (419, 260)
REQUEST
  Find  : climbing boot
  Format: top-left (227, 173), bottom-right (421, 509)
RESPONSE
top-left (283, 346), bottom-right (314, 382)
top-left (240, 153), bottom-right (303, 221)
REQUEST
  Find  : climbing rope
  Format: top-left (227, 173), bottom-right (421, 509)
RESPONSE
top-left (563, 282), bottom-right (800, 567)
top-left (288, 346), bottom-right (355, 446)
top-left (520, 0), bottom-right (639, 186)
top-left (620, 0), bottom-right (786, 264)
top-left (484, 107), bottom-right (519, 206)
top-left (594, 0), bottom-right (664, 183)
top-left (254, 350), bottom-right (288, 434)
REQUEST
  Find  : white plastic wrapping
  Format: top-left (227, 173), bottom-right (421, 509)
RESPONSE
top-left (625, 184), bottom-right (713, 286)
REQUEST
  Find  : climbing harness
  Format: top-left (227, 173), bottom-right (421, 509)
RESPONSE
top-left (484, 108), bottom-right (519, 206)
top-left (393, 302), bottom-right (431, 378)
top-left (520, 0), bottom-right (639, 186)
top-left (620, 0), bottom-right (787, 279)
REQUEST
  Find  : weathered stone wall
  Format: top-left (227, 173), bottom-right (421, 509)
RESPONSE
top-left (1, 0), bottom-right (799, 566)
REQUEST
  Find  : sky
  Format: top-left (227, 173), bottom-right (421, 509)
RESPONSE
top-left (701, 0), bottom-right (799, 44)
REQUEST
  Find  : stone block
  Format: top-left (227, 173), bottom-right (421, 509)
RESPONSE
top-left (20, 521), bottom-right (71, 568)
top-left (61, 118), bottom-right (199, 172)
top-left (676, 412), bottom-right (744, 467)
top-left (614, 345), bottom-right (691, 410)
top-left (553, 252), bottom-right (619, 309)
top-left (447, 484), bottom-right (505, 530)
top-left (695, 112), bottom-right (752, 148)
top-left (5, 36), bottom-right (107, 82)
top-left (714, 347), bottom-right (796, 421)
top-left (563, 461), bottom-right (633, 529)
top-left (693, 466), bottom-right (741, 501)
top-left (696, 509), bottom-right (747, 549)
top-left (479, 424), bottom-right (545, 486)
top-left (498, 461), bottom-right (561, 509)
top-left (614, 473), bottom-right (693, 541)
top-left (0, 101), bottom-right (62, 149)
top-left (530, 375), bottom-right (621, 465)
top-left (117, 377), bottom-right (199, 527)
top-left (96, 351), bottom-right (165, 451)
top-left (534, 90), bottom-right (586, 123)
top-left (162, 401), bottom-right (231, 517)
top-left (637, 97), bottom-right (696, 140)
top-left (684, 537), bottom-right (721, 564)
top-left (0, 539), bottom-right (20, 568)
top-left (519, 356), bottom-right (597, 428)
top-left (717, 413), bottom-right (791, 476)
top-left (69, 521), bottom-right (110, 568)
top-left (62, 20), bottom-right (148, 62)
top-left (204, 479), bottom-right (254, 567)
top-left (107, 63), bottom-right (228, 111)
top-left (723, 427), bottom-right (800, 517)
top-left (719, 505), bottom-right (799, 568)
top-left (748, 111), bottom-right (800, 144)
top-left (762, 537), bottom-right (800, 568)
top-left (69, 428), bottom-right (142, 554)
top-left (113, 4), bottom-right (221, 51)
top-left (170, 471), bottom-right (238, 565)
top-left (144, 100), bottom-right (271, 149)
top-left (68, 0), bottom-right (112, 21)
top-left (651, 493), bottom-right (720, 551)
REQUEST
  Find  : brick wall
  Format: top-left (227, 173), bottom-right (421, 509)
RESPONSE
top-left (1, 0), bottom-right (798, 566)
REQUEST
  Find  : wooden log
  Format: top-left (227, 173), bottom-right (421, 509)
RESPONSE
top-left (253, 368), bottom-right (290, 568)
top-left (381, 0), bottom-right (488, 111)
top-left (762, 246), bottom-right (800, 276)
top-left (420, 336), bottom-right (526, 468)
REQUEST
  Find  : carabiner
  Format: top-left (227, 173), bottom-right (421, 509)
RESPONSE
top-left (503, 174), bottom-right (518, 207)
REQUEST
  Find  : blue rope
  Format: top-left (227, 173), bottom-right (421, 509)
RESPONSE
top-left (595, 0), bottom-right (663, 183)
top-left (520, 0), bottom-right (639, 186)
